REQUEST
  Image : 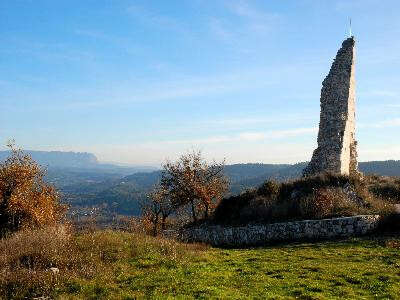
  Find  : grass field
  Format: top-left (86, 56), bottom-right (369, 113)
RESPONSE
top-left (2, 229), bottom-right (400, 299)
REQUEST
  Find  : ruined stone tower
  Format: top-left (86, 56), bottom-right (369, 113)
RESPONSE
top-left (303, 36), bottom-right (359, 176)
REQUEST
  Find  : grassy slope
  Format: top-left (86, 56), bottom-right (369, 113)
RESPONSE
top-left (55, 233), bottom-right (400, 299)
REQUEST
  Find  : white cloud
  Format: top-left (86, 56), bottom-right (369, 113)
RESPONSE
top-left (75, 29), bottom-right (108, 39)
top-left (359, 144), bottom-right (400, 161)
top-left (226, 0), bottom-right (281, 32)
top-left (363, 90), bottom-right (398, 97)
top-left (68, 140), bottom-right (315, 166)
top-left (202, 114), bottom-right (313, 127)
top-left (375, 118), bottom-right (400, 128)
top-left (152, 127), bottom-right (317, 145)
top-left (126, 5), bottom-right (186, 34)
top-left (209, 0), bottom-right (282, 43)
top-left (208, 18), bottom-right (234, 41)
top-left (39, 66), bottom-right (285, 110)
top-left (359, 118), bottom-right (400, 129)
top-left (335, 0), bottom-right (382, 11)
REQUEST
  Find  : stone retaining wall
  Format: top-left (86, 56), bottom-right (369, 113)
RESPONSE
top-left (175, 215), bottom-right (380, 247)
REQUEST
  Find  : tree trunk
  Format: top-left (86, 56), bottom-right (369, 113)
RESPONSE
top-left (191, 201), bottom-right (197, 222)
top-left (204, 203), bottom-right (209, 219)
top-left (152, 215), bottom-right (159, 236)
top-left (161, 215), bottom-right (167, 230)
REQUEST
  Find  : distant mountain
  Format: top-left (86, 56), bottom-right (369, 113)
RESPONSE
top-left (0, 150), bottom-right (98, 168)
top-left (0, 150), bottom-right (158, 175)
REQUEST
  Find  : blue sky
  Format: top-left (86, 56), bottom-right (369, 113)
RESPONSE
top-left (1, 0), bottom-right (400, 166)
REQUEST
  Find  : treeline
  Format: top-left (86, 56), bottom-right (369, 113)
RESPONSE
top-left (359, 160), bottom-right (400, 177)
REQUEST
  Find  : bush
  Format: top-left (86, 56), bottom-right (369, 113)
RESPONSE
top-left (369, 180), bottom-right (400, 203)
top-left (212, 189), bottom-right (257, 225)
top-left (0, 144), bottom-right (65, 235)
top-left (211, 173), bottom-right (395, 226)
top-left (378, 213), bottom-right (400, 232)
top-left (257, 180), bottom-right (280, 197)
top-left (297, 187), bottom-right (359, 219)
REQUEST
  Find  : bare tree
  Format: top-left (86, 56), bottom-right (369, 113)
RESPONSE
top-left (140, 185), bottom-right (174, 236)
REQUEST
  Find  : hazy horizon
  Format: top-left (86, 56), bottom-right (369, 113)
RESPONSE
top-left (2, 1), bottom-right (400, 165)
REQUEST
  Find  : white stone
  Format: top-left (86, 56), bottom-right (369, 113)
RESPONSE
top-left (49, 267), bottom-right (59, 275)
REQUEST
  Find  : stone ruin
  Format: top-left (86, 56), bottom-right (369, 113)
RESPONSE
top-left (303, 36), bottom-right (360, 177)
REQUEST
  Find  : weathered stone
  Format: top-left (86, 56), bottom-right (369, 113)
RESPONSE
top-left (304, 37), bottom-right (360, 177)
top-left (175, 215), bottom-right (380, 247)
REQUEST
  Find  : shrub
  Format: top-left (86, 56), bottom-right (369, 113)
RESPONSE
top-left (297, 187), bottom-right (359, 219)
top-left (0, 144), bottom-right (65, 235)
top-left (257, 180), bottom-right (280, 197)
top-left (0, 226), bottom-right (72, 299)
top-left (211, 173), bottom-right (395, 226)
top-left (369, 181), bottom-right (400, 203)
top-left (212, 189), bottom-right (257, 225)
top-left (378, 213), bottom-right (400, 232)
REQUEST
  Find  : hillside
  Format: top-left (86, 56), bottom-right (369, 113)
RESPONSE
top-left (57, 160), bottom-right (400, 216)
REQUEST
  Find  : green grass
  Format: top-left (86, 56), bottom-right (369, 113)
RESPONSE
top-left (56, 233), bottom-right (400, 299)
top-left (2, 229), bottom-right (400, 299)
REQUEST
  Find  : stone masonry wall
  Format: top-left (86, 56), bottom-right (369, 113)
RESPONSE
top-left (174, 215), bottom-right (380, 247)
top-left (303, 37), bottom-right (359, 176)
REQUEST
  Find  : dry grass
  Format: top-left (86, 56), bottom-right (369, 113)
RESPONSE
top-left (0, 226), bottom-right (208, 299)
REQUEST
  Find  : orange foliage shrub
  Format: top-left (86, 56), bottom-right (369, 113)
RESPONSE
top-left (0, 144), bottom-right (65, 234)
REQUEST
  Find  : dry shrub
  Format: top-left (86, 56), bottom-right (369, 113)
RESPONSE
top-left (385, 239), bottom-right (400, 249)
top-left (238, 196), bottom-right (276, 224)
top-left (257, 180), bottom-right (280, 197)
top-left (212, 189), bottom-right (258, 225)
top-left (0, 144), bottom-right (66, 235)
top-left (378, 213), bottom-right (400, 232)
top-left (127, 216), bottom-right (148, 234)
top-left (0, 226), bottom-right (70, 270)
top-left (0, 226), bottom-right (73, 299)
top-left (367, 175), bottom-right (400, 204)
top-left (298, 188), bottom-right (357, 219)
top-left (212, 173), bottom-right (396, 226)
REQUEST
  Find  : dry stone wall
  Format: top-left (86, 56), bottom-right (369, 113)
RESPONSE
top-left (175, 215), bottom-right (380, 247)
top-left (304, 37), bottom-right (359, 176)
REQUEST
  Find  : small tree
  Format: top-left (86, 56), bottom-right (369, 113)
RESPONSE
top-left (160, 151), bottom-right (229, 222)
top-left (0, 143), bottom-right (65, 234)
top-left (140, 185), bottom-right (174, 236)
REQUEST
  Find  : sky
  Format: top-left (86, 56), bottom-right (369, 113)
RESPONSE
top-left (1, 0), bottom-right (400, 166)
